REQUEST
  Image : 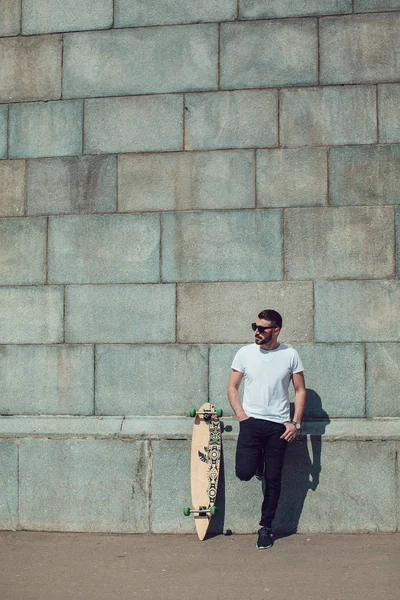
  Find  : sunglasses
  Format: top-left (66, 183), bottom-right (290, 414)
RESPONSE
top-left (252, 323), bottom-right (277, 333)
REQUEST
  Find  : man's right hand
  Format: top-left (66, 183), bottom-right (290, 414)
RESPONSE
top-left (238, 413), bottom-right (250, 422)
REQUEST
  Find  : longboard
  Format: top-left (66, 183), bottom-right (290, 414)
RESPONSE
top-left (184, 403), bottom-right (222, 540)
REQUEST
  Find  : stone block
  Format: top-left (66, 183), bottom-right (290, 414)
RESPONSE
top-left (115, 0), bottom-right (237, 27)
top-left (315, 281), bottom-right (400, 342)
top-left (48, 214), bottom-right (160, 284)
top-left (27, 156), bottom-right (116, 215)
top-left (0, 160), bottom-right (25, 217)
top-left (240, 0), bottom-right (352, 19)
top-left (22, 0), bottom-right (113, 34)
top-left (151, 440), bottom-right (193, 533)
top-left (0, 416), bottom-right (123, 439)
top-left (292, 344), bottom-right (365, 418)
top-left (96, 345), bottom-right (208, 415)
top-left (0, 441), bottom-right (18, 530)
top-left (19, 439), bottom-right (150, 532)
top-left (120, 416), bottom-right (193, 440)
top-left (281, 86), bottom-right (377, 146)
top-left (0, 345), bottom-right (94, 415)
top-left (366, 344), bottom-right (400, 417)
top-left (162, 210), bottom-right (282, 283)
top-left (221, 20), bottom-right (317, 90)
top-left (257, 148), bottom-right (327, 207)
top-left (0, 286), bottom-right (63, 344)
top-left (0, 217), bottom-right (47, 285)
top-left (185, 90), bottom-right (278, 150)
top-left (84, 96), bottom-right (183, 154)
top-left (209, 344), bottom-right (244, 415)
top-left (330, 145), bottom-right (400, 206)
top-left (378, 84), bottom-right (400, 143)
top-left (276, 440), bottom-right (396, 532)
top-left (9, 100), bottom-right (83, 159)
top-left (177, 282), bottom-right (313, 343)
top-left (0, 0), bottom-right (21, 36)
top-left (303, 419), bottom-right (400, 441)
top-left (118, 150), bottom-right (255, 212)
top-left (0, 35), bottom-right (61, 103)
top-left (65, 284), bottom-right (175, 343)
top-left (320, 14), bottom-right (400, 85)
top-left (285, 206), bottom-right (395, 280)
top-left (354, 0), bottom-right (400, 11)
top-left (0, 105), bottom-right (7, 159)
top-left (63, 25), bottom-right (217, 98)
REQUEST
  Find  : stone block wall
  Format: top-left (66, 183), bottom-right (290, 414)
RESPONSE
top-left (0, 0), bottom-right (399, 534)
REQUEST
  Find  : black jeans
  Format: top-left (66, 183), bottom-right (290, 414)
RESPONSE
top-left (235, 418), bottom-right (288, 529)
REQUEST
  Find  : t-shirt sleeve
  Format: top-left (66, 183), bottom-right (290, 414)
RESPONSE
top-left (290, 349), bottom-right (304, 374)
top-left (231, 349), bottom-right (245, 373)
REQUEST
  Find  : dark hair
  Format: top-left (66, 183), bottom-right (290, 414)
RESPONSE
top-left (258, 309), bottom-right (282, 329)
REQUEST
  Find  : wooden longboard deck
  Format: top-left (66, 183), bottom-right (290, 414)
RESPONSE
top-left (190, 402), bottom-right (221, 540)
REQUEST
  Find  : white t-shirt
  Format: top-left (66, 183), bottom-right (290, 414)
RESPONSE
top-left (231, 343), bottom-right (304, 423)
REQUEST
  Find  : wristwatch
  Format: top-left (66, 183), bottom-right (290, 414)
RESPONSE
top-left (290, 420), bottom-right (302, 431)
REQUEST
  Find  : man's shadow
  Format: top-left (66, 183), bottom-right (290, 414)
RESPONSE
top-left (271, 390), bottom-right (330, 535)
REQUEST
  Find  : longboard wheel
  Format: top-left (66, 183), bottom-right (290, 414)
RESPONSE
top-left (189, 409), bottom-right (196, 418)
top-left (210, 506), bottom-right (217, 516)
top-left (183, 507), bottom-right (191, 516)
top-left (216, 409), bottom-right (223, 418)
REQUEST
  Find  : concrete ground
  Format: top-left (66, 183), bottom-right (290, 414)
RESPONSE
top-left (1, 532), bottom-right (399, 600)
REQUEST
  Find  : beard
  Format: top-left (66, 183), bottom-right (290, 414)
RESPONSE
top-left (255, 331), bottom-right (273, 345)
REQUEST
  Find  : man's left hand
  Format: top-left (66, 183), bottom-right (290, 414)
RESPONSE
top-left (280, 422), bottom-right (297, 443)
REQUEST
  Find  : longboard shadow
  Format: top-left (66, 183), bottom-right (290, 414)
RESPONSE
top-left (205, 442), bottom-right (226, 539)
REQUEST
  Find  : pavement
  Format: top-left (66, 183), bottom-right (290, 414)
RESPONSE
top-left (1, 531), bottom-right (399, 600)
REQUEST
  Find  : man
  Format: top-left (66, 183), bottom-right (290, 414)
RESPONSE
top-left (227, 309), bottom-right (306, 549)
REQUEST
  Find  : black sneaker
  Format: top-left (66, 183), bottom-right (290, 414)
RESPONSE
top-left (256, 527), bottom-right (273, 549)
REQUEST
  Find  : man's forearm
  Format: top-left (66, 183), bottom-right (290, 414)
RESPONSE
top-left (293, 389), bottom-right (306, 423)
top-left (227, 387), bottom-right (247, 420)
